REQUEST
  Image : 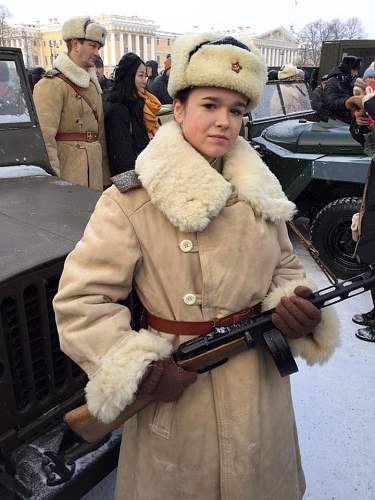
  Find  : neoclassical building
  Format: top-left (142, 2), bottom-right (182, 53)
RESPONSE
top-left (1, 15), bottom-right (178, 73)
top-left (2, 17), bottom-right (301, 72)
top-left (225, 26), bottom-right (300, 67)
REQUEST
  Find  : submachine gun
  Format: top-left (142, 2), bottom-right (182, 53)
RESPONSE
top-left (65, 267), bottom-right (375, 443)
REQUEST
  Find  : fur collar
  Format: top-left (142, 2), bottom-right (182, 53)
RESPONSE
top-left (54, 52), bottom-right (102, 93)
top-left (135, 121), bottom-right (295, 232)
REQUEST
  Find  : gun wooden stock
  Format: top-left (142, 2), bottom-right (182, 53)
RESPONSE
top-left (64, 395), bottom-right (153, 443)
top-left (64, 339), bottom-right (248, 443)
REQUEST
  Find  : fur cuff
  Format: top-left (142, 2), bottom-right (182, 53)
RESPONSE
top-left (262, 279), bottom-right (340, 366)
top-left (85, 330), bottom-right (172, 423)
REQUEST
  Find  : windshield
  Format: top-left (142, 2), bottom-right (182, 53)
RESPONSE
top-left (279, 82), bottom-right (312, 114)
top-left (252, 84), bottom-right (284, 120)
top-left (0, 60), bottom-right (30, 124)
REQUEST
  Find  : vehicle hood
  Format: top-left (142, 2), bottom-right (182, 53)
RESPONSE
top-left (0, 175), bottom-right (100, 283)
top-left (261, 119), bottom-right (364, 154)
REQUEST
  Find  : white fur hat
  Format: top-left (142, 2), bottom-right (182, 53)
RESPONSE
top-left (278, 64), bottom-right (298, 80)
top-left (168, 33), bottom-right (267, 111)
top-left (62, 16), bottom-right (107, 47)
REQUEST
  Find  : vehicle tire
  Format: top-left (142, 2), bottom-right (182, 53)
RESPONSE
top-left (310, 197), bottom-right (367, 279)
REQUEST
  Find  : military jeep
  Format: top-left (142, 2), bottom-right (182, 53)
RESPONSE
top-left (248, 80), bottom-right (370, 279)
top-left (0, 47), bottom-right (126, 499)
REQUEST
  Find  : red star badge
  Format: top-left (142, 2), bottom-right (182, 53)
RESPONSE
top-left (231, 62), bottom-right (242, 73)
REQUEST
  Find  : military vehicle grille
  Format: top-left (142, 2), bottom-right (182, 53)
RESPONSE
top-left (0, 263), bottom-right (86, 415)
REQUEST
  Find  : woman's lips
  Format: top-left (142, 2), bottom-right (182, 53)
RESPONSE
top-left (209, 135), bottom-right (229, 141)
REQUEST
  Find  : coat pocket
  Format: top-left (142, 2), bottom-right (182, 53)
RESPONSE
top-left (149, 400), bottom-right (176, 439)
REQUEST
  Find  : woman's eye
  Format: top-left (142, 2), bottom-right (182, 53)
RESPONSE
top-left (203, 103), bottom-right (216, 110)
top-left (231, 109), bottom-right (243, 116)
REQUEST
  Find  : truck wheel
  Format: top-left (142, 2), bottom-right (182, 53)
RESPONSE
top-left (310, 197), bottom-right (366, 279)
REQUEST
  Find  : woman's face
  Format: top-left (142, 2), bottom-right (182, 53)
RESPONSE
top-left (173, 87), bottom-right (247, 159)
top-left (135, 64), bottom-right (147, 93)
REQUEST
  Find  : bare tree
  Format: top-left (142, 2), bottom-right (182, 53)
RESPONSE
top-left (0, 4), bottom-right (13, 46)
top-left (299, 17), bottom-right (366, 65)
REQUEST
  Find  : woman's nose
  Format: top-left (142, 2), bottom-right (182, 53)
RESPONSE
top-left (215, 110), bottom-right (230, 128)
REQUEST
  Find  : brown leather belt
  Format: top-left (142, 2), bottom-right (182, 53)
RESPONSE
top-left (146, 304), bottom-right (262, 336)
top-left (55, 132), bottom-right (99, 142)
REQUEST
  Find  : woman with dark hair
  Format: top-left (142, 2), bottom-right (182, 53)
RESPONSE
top-left (104, 52), bottom-right (161, 175)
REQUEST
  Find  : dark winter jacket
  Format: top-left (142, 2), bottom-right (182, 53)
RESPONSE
top-left (148, 73), bottom-right (172, 104)
top-left (324, 66), bottom-right (355, 124)
top-left (350, 122), bottom-right (375, 264)
top-left (311, 85), bottom-right (329, 122)
top-left (104, 91), bottom-right (150, 175)
top-left (99, 76), bottom-right (113, 92)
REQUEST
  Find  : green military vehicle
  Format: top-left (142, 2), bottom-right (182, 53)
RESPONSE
top-left (248, 41), bottom-right (375, 279)
top-left (249, 77), bottom-right (370, 279)
top-left (0, 47), bottom-right (131, 499)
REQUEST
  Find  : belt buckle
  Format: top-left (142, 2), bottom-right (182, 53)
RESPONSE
top-left (86, 131), bottom-right (95, 142)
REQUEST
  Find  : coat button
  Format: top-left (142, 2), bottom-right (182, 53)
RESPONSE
top-left (179, 239), bottom-right (193, 252)
top-left (183, 293), bottom-right (197, 305)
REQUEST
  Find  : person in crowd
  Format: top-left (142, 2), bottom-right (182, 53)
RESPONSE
top-left (350, 83), bottom-right (375, 341)
top-left (53, 33), bottom-right (339, 500)
top-left (28, 66), bottom-right (45, 92)
top-left (94, 55), bottom-right (112, 92)
top-left (278, 63), bottom-right (299, 81)
top-left (33, 16), bottom-right (109, 191)
top-left (267, 69), bottom-right (278, 81)
top-left (104, 52), bottom-right (161, 175)
top-left (324, 55), bottom-right (362, 124)
top-left (311, 74), bottom-right (329, 122)
top-left (145, 60), bottom-right (159, 89)
top-left (0, 61), bottom-right (26, 116)
top-left (148, 56), bottom-right (173, 104)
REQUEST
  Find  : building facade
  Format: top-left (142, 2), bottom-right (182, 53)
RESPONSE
top-left (1, 15), bottom-right (179, 73)
top-left (1, 17), bottom-right (302, 72)
top-left (225, 26), bottom-right (300, 67)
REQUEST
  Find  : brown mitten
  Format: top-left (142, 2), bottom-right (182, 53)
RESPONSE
top-left (345, 95), bottom-right (363, 110)
top-left (137, 358), bottom-right (197, 402)
top-left (271, 286), bottom-right (321, 339)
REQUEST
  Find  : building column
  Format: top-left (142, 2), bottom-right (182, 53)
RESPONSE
top-left (151, 36), bottom-right (156, 59)
top-left (143, 35), bottom-right (148, 61)
top-left (127, 32), bottom-right (132, 52)
top-left (104, 37), bottom-right (109, 66)
top-left (119, 32), bottom-right (125, 58)
top-left (111, 32), bottom-right (116, 67)
top-left (135, 34), bottom-right (140, 56)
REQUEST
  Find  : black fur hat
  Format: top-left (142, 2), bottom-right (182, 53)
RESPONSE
top-left (339, 55), bottom-right (362, 74)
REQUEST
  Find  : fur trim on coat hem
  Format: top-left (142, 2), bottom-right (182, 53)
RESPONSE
top-left (261, 278), bottom-right (340, 366)
top-left (85, 330), bottom-right (172, 423)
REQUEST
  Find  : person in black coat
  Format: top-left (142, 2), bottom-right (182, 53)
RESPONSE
top-left (148, 57), bottom-right (173, 104)
top-left (104, 53), bottom-right (150, 175)
top-left (145, 60), bottom-right (159, 89)
top-left (310, 74), bottom-right (329, 121)
top-left (324, 55), bottom-right (362, 124)
top-left (95, 56), bottom-right (113, 93)
top-left (350, 103), bottom-right (375, 341)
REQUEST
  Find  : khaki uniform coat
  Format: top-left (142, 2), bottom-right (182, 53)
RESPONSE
top-left (53, 121), bottom-right (340, 500)
top-left (33, 53), bottom-right (110, 190)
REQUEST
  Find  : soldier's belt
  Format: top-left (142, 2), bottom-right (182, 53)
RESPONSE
top-left (55, 132), bottom-right (99, 142)
top-left (146, 304), bottom-right (262, 336)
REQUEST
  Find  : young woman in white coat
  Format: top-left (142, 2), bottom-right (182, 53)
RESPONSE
top-left (53, 33), bottom-right (339, 500)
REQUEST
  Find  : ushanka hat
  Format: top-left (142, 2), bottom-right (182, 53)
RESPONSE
top-left (278, 64), bottom-right (298, 80)
top-left (62, 16), bottom-right (107, 47)
top-left (167, 33), bottom-right (267, 111)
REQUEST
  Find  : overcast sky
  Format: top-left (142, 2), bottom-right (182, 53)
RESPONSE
top-left (5, 0), bottom-right (375, 38)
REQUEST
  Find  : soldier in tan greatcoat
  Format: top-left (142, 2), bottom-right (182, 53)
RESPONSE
top-left (53, 33), bottom-right (340, 500)
top-left (33, 16), bottom-right (109, 190)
